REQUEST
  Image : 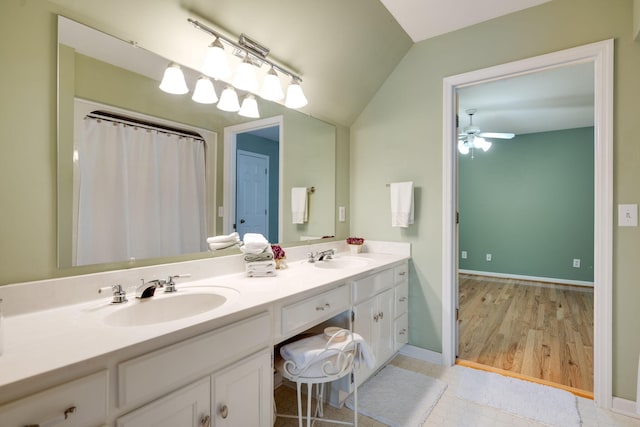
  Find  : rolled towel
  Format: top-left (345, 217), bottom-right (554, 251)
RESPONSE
top-left (241, 233), bottom-right (269, 254)
top-left (244, 245), bottom-right (274, 262)
top-left (207, 232), bottom-right (240, 244)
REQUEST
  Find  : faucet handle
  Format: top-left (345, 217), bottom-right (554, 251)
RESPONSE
top-left (99, 284), bottom-right (128, 304)
top-left (164, 274), bottom-right (191, 293)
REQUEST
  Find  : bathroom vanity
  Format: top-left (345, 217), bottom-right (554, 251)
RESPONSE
top-left (0, 241), bottom-right (409, 426)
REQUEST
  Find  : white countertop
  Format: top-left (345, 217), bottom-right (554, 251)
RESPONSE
top-left (0, 245), bottom-right (409, 394)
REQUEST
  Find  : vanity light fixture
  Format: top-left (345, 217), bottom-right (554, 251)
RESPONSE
top-left (217, 86), bottom-right (241, 112)
top-left (285, 77), bottom-right (308, 109)
top-left (159, 63), bottom-right (189, 95)
top-left (201, 38), bottom-right (231, 80)
top-left (192, 76), bottom-right (218, 104)
top-left (238, 94), bottom-right (260, 118)
top-left (188, 18), bottom-right (307, 109)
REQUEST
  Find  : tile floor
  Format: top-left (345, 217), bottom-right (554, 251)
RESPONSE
top-left (274, 354), bottom-right (640, 426)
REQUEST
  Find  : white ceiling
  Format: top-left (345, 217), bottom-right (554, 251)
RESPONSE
top-left (379, 0), bottom-right (552, 42)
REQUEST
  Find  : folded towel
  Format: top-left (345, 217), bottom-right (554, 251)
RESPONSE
top-left (247, 270), bottom-right (276, 277)
top-left (241, 233), bottom-right (269, 254)
top-left (243, 245), bottom-right (274, 262)
top-left (206, 232), bottom-right (240, 244)
top-left (208, 240), bottom-right (240, 251)
top-left (280, 332), bottom-right (375, 372)
top-left (246, 260), bottom-right (276, 277)
top-left (390, 181), bottom-right (414, 227)
top-left (291, 187), bottom-right (308, 224)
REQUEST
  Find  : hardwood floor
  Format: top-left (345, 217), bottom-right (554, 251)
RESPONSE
top-left (457, 274), bottom-right (594, 394)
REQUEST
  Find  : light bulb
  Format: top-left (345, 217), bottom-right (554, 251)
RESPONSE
top-left (202, 38), bottom-right (231, 80)
top-left (192, 77), bottom-right (218, 104)
top-left (233, 57), bottom-right (259, 92)
top-left (217, 86), bottom-right (240, 112)
top-left (159, 63), bottom-right (188, 95)
top-left (458, 140), bottom-right (470, 155)
top-left (239, 94), bottom-right (260, 118)
top-left (285, 78), bottom-right (307, 109)
top-left (260, 67), bottom-right (284, 101)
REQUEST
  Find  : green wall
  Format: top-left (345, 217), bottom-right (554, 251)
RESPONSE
top-left (351, 0), bottom-right (640, 400)
top-left (458, 127), bottom-right (594, 282)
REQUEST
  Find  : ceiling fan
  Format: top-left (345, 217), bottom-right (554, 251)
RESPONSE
top-left (458, 109), bottom-right (515, 155)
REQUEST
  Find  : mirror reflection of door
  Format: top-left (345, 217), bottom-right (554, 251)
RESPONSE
top-left (236, 150), bottom-right (269, 239)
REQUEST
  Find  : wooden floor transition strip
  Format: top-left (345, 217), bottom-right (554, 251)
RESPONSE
top-left (456, 359), bottom-right (594, 400)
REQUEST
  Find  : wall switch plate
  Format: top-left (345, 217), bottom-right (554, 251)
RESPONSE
top-left (486, 253), bottom-right (492, 262)
top-left (338, 206), bottom-right (346, 222)
top-left (573, 258), bottom-right (581, 268)
top-left (461, 251), bottom-right (467, 259)
top-left (618, 204), bottom-right (638, 227)
top-left (218, 206), bottom-right (224, 218)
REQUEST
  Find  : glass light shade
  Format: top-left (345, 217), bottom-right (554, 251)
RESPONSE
top-left (457, 140), bottom-right (470, 155)
top-left (217, 86), bottom-right (240, 112)
top-left (475, 137), bottom-right (492, 152)
top-left (233, 59), bottom-right (259, 92)
top-left (239, 95), bottom-right (260, 118)
top-left (260, 68), bottom-right (284, 101)
top-left (285, 79), bottom-right (308, 109)
top-left (201, 38), bottom-right (231, 79)
top-left (192, 77), bottom-right (218, 104)
top-left (159, 64), bottom-right (188, 95)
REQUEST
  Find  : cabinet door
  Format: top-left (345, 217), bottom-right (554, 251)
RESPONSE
top-left (353, 296), bottom-right (377, 385)
top-left (213, 350), bottom-right (272, 427)
top-left (117, 377), bottom-right (210, 427)
top-left (377, 288), bottom-right (395, 364)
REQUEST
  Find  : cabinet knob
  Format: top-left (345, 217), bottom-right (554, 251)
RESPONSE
top-left (379, 311), bottom-right (384, 319)
top-left (399, 296), bottom-right (407, 302)
top-left (219, 404), bottom-right (229, 419)
top-left (201, 415), bottom-right (211, 427)
top-left (373, 313), bottom-right (379, 322)
top-left (25, 406), bottom-right (76, 427)
top-left (315, 303), bottom-right (330, 311)
top-left (398, 271), bottom-right (406, 276)
top-left (399, 328), bottom-right (407, 335)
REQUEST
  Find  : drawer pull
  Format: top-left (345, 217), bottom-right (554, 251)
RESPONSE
top-left (379, 311), bottom-right (384, 320)
top-left (398, 271), bottom-right (406, 276)
top-left (315, 303), bottom-right (330, 311)
top-left (219, 404), bottom-right (229, 419)
top-left (25, 406), bottom-right (76, 427)
top-left (373, 313), bottom-right (379, 322)
top-left (399, 328), bottom-right (407, 335)
top-left (399, 296), bottom-right (407, 302)
top-left (201, 415), bottom-right (211, 427)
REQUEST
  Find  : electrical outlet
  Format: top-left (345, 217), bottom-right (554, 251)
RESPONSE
top-left (486, 253), bottom-right (492, 262)
top-left (618, 204), bottom-right (638, 227)
top-left (461, 251), bottom-right (467, 259)
top-left (573, 258), bottom-right (581, 268)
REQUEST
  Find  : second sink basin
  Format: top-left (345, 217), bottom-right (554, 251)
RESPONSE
top-left (103, 287), bottom-right (238, 327)
top-left (314, 256), bottom-right (371, 270)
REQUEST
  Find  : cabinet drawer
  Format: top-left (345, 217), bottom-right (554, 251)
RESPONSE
top-left (394, 262), bottom-right (408, 284)
top-left (282, 284), bottom-right (350, 336)
top-left (352, 268), bottom-right (394, 304)
top-left (394, 281), bottom-right (408, 317)
top-left (0, 370), bottom-right (108, 427)
top-left (395, 312), bottom-right (409, 350)
top-left (118, 312), bottom-right (271, 408)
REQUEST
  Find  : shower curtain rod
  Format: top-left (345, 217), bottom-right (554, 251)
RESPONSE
top-left (85, 111), bottom-right (205, 141)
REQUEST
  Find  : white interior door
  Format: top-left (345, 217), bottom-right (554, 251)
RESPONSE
top-left (236, 150), bottom-right (269, 239)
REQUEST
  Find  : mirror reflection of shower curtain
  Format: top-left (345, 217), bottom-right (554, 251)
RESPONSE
top-left (76, 117), bottom-right (206, 266)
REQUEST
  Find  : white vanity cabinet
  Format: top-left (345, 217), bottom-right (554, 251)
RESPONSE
top-left (352, 268), bottom-right (396, 386)
top-left (393, 262), bottom-right (409, 350)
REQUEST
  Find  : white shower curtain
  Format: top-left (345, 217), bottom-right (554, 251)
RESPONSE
top-left (76, 117), bottom-right (206, 266)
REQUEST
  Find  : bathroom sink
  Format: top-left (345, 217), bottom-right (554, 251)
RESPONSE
top-left (103, 288), bottom-right (237, 327)
top-left (314, 256), bottom-right (371, 270)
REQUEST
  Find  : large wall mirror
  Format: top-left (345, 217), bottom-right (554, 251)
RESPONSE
top-left (57, 16), bottom-right (336, 268)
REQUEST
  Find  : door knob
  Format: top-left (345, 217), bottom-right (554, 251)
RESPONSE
top-left (240, 219), bottom-right (245, 224)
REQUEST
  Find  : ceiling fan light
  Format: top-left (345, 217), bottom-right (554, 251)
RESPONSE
top-left (233, 57), bottom-right (259, 92)
top-left (238, 94), bottom-right (260, 118)
top-left (192, 76), bottom-right (218, 104)
top-left (457, 140), bottom-right (470, 155)
top-left (159, 63), bottom-right (189, 95)
top-left (260, 67), bottom-right (284, 101)
top-left (202, 38), bottom-right (231, 80)
top-left (217, 86), bottom-right (240, 112)
top-left (285, 78), bottom-right (307, 109)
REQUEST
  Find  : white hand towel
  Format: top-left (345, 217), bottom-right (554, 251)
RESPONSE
top-left (208, 241), bottom-right (239, 251)
top-left (241, 233), bottom-right (269, 254)
top-left (206, 232), bottom-right (239, 244)
top-left (280, 332), bottom-right (375, 371)
top-left (291, 187), bottom-right (308, 224)
top-left (390, 181), bottom-right (414, 227)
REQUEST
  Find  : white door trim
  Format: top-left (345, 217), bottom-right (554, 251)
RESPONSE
top-left (441, 39), bottom-right (613, 407)
top-left (223, 116), bottom-right (284, 241)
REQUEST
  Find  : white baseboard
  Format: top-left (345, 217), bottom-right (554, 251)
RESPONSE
top-left (611, 397), bottom-right (640, 420)
top-left (459, 269), bottom-right (594, 287)
top-left (398, 345), bottom-right (444, 365)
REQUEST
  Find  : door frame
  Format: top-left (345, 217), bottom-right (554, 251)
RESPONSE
top-left (441, 40), bottom-right (613, 407)
top-left (223, 116), bottom-right (284, 241)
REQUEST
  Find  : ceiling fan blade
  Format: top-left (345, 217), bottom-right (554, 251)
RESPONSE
top-left (479, 132), bottom-right (515, 139)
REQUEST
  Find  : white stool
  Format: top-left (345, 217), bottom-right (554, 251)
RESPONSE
top-left (275, 329), bottom-right (359, 427)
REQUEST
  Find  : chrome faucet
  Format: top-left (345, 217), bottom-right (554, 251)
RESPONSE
top-left (317, 249), bottom-right (335, 261)
top-left (98, 284), bottom-right (128, 304)
top-left (135, 274), bottom-right (192, 299)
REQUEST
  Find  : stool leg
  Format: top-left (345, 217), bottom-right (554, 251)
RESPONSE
top-left (296, 382), bottom-right (303, 427)
top-left (316, 383), bottom-right (325, 417)
top-left (353, 371), bottom-right (358, 427)
top-left (306, 383), bottom-right (313, 427)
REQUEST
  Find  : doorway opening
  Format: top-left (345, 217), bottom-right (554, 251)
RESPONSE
top-left (442, 40), bottom-right (613, 407)
top-left (223, 116), bottom-right (284, 243)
